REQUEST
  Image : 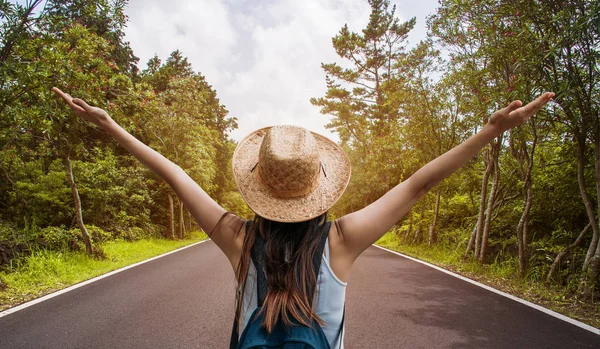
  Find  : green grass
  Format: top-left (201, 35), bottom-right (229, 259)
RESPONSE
top-left (376, 232), bottom-right (600, 329)
top-left (0, 231), bottom-right (207, 311)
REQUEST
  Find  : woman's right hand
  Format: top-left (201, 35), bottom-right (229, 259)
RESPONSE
top-left (487, 92), bottom-right (554, 134)
top-left (52, 87), bottom-right (112, 127)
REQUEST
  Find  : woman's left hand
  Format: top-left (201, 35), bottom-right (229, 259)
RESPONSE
top-left (52, 87), bottom-right (113, 128)
top-left (488, 92), bottom-right (554, 133)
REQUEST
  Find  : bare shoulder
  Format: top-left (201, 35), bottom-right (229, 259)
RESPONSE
top-left (209, 212), bottom-right (248, 271)
top-left (327, 218), bottom-right (354, 283)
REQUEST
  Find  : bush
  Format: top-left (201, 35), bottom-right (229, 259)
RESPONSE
top-left (38, 226), bottom-right (75, 251)
top-left (69, 225), bottom-right (111, 244)
top-left (111, 226), bottom-right (152, 241)
top-left (88, 225), bottom-right (111, 244)
top-left (0, 222), bottom-right (17, 242)
top-left (91, 245), bottom-right (107, 260)
top-left (124, 227), bottom-right (145, 241)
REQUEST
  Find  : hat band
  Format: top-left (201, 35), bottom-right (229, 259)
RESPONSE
top-left (256, 164), bottom-right (322, 198)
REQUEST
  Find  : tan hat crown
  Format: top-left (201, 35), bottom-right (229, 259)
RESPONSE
top-left (257, 126), bottom-right (321, 198)
top-left (232, 124), bottom-right (351, 222)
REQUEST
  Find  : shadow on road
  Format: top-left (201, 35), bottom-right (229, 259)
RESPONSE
top-left (385, 261), bottom-right (598, 349)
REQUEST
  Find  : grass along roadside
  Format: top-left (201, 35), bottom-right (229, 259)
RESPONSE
top-left (376, 232), bottom-right (600, 329)
top-left (0, 231), bottom-right (208, 311)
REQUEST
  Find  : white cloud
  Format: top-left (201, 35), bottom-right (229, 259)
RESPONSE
top-left (125, 0), bottom-right (238, 86)
top-left (124, 0), bottom-right (439, 142)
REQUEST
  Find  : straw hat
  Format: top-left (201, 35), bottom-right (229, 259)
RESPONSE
top-left (232, 125), bottom-right (351, 223)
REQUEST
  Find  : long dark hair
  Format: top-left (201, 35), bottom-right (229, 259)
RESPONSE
top-left (234, 211), bottom-right (329, 333)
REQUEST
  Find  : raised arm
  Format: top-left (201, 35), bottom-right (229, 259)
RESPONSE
top-left (52, 88), bottom-right (240, 261)
top-left (335, 92), bottom-right (555, 261)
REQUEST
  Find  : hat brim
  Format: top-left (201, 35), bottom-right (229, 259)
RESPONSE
top-left (232, 126), bottom-right (351, 223)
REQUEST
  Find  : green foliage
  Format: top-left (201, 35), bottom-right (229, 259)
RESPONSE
top-left (77, 225), bottom-right (110, 244)
top-left (312, 0), bottom-right (418, 216)
top-left (220, 191), bottom-right (253, 220)
top-left (0, 0), bottom-right (240, 261)
top-left (318, 0), bottom-right (600, 305)
top-left (74, 148), bottom-right (154, 232)
top-left (43, 0), bottom-right (138, 74)
top-left (109, 226), bottom-right (158, 242)
top-left (3, 0), bottom-right (598, 320)
top-left (38, 226), bottom-right (75, 251)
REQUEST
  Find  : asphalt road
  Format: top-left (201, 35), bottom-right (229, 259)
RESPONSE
top-left (1, 241), bottom-right (599, 349)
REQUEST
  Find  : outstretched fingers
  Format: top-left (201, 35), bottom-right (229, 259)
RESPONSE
top-left (72, 98), bottom-right (92, 112)
top-left (514, 92), bottom-right (554, 117)
top-left (500, 100), bottom-right (523, 115)
top-left (52, 87), bottom-right (73, 104)
top-left (52, 87), bottom-right (85, 113)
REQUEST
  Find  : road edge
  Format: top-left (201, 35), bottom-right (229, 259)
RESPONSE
top-left (0, 239), bottom-right (211, 318)
top-left (373, 244), bottom-right (600, 336)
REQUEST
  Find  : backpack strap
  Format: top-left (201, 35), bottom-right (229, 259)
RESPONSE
top-left (339, 305), bottom-right (346, 343)
top-left (252, 228), bottom-right (269, 306)
top-left (229, 220), bottom-right (253, 349)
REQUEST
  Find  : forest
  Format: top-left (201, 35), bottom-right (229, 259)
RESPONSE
top-left (313, 0), bottom-right (600, 317)
top-left (0, 0), bottom-right (250, 285)
top-left (1, 0), bottom-right (599, 325)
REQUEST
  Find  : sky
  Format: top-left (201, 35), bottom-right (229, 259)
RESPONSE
top-left (124, 0), bottom-right (440, 142)
top-left (15, 0), bottom-right (440, 142)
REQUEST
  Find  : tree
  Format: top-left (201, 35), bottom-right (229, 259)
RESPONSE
top-left (0, 0), bottom-right (240, 264)
top-left (430, 0), bottom-right (529, 263)
top-left (3, 14), bottom-right (134, 253)
top-left (42, 0), bottom-right (139, 75)
top-left (0, 0), bottom-right (47, 223)
top-left (514, 0), bottom-right (600, 292)
top-left (311, 0), bottom-right (415, 216)
top-left (138, 50), bottom-right (236, 237)
top-left (394, 40), bottom-right (468, 245)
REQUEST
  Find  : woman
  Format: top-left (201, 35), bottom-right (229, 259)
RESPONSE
top-left (52, 87), bottom-right (554, 348)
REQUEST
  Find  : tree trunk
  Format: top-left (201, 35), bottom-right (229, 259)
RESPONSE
top-left (188, 210), bottom-right (192, 232)
top-left (516, 129), bottom-right (537, 277)
top-left (64, 156), bottom-right (93, 255)
top-left (167, 193), bottom-right (175, 239)
top-left (407, 209), bottom-right (413, 240)
top-left (569, 126), bottom-right (600, 296)
top-left (179, 200), bottom-right (186, 238)
top-left (480, 137), bottom-right (502, 263)
top-left (585, 120), bottom-right (600, 287)
top-left (547, 223), bottom-right (591, 283)
top-left (573, 129), bottom-right (600, 271)
top-left (428, 190), bottom-right (441, 246)
top-left (464, 225), bottom-right (477, 257)
top-left (471, 148), bottom-right (492, 259)
top-left (413, 198), bottom-right (426, 244)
